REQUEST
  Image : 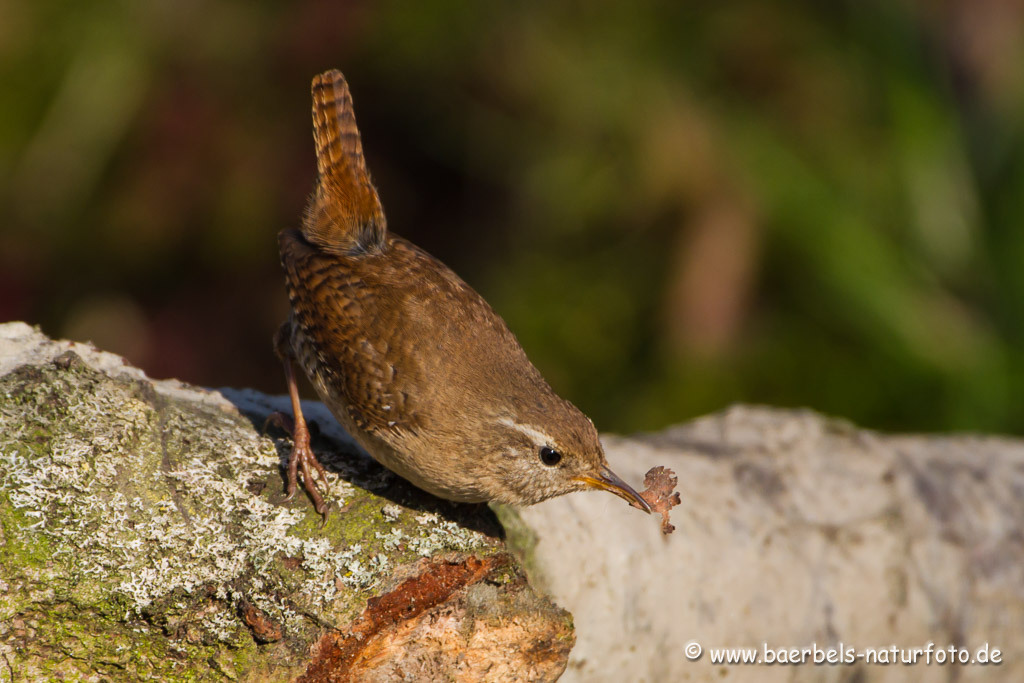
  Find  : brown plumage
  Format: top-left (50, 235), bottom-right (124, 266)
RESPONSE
top-left (274, 69), bottom-right (650, 515)
top-left (304, 71), bottom-right (385, 254)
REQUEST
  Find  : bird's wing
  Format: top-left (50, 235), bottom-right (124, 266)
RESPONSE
top-left (279, 228), bottom-right (426, 441)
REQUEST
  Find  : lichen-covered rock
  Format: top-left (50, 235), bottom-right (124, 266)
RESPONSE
top-left (0, 322), bottom-right (572, 681)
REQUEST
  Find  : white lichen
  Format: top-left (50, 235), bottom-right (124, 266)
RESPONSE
top-left (0, 360), bottom-right (493, 644)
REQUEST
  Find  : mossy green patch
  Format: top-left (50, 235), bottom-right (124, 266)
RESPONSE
top-left (490, 502), bottom-right (542, 588)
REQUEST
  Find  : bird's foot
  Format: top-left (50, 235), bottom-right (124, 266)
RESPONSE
top-left (266, 411), bottom-right (331, 520)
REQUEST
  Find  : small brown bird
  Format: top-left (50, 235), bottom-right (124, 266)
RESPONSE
top-left (274, 69), bottom-right (650, 516)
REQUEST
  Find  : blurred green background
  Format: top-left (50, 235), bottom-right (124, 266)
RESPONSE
top-left (2, 0), bottom-right (1023, 435)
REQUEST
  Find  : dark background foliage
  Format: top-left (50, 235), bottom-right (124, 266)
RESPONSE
top-left (3, 0), bottom-right (1023, 435)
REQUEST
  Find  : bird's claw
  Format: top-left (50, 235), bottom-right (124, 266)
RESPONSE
top-left (263, 411), bottom-right (294, 435)
top-left (276, 416), bottom-right (332, 518)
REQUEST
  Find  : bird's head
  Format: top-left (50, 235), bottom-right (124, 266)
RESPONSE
top-left (484, 397), bottom-right (650, 510)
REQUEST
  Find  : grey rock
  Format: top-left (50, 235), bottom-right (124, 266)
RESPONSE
top-left (520, 407), bottom-right (1024, 682)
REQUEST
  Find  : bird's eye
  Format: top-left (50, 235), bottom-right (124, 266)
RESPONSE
top-left (539, 446), bottom-right (562, 466)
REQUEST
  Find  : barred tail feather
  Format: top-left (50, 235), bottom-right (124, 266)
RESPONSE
top-left (303, 69), bottom-right (386, 255)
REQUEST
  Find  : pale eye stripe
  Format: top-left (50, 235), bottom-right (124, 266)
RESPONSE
top-left (497, 417), bottom-right (557, 448)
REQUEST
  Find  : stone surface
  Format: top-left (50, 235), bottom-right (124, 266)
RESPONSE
top-left (519, 407), bottom-right (1024, 682)
top-left (5, 320), bottom-right (1021, 682)
top-left (0, 322), bottom-right (572, 681)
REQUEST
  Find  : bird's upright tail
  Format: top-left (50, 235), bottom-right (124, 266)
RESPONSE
top-left (303, 69), bottom-right (386, 255)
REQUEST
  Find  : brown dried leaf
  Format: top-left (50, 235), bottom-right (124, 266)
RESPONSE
top-left (639, 466), bottom-right (681, 535)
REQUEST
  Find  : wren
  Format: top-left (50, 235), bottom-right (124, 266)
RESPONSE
top-left (273, 69), bottom-right (650, 517)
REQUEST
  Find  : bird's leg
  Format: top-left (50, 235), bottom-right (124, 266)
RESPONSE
top-left (269, 359), bottom-right (330, 517)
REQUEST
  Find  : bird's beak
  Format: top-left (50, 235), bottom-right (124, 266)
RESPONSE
top-left (577, 465), bottom-right (652, 513)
